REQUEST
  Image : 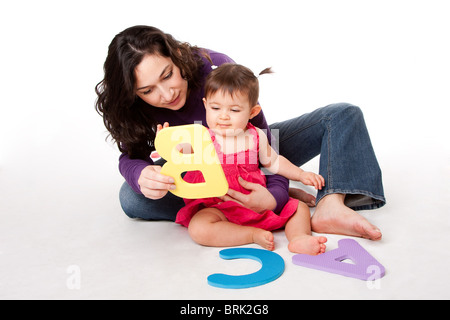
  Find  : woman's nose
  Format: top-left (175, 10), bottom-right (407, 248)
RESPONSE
top-left (160, 86), bottom-right (174, 102)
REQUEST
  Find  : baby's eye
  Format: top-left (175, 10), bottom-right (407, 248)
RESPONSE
top-left (231, 109), bottom-right (241, 112)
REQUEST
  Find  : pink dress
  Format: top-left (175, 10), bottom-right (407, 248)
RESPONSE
top-left (176, 124), bottom-right (299, 231)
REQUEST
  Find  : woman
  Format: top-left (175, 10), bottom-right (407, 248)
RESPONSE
top-left (95, 25), bottom-right (386, 240)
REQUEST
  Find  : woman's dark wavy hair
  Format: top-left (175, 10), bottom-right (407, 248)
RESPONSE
top-left (95, 26), bottom-right (204, 159)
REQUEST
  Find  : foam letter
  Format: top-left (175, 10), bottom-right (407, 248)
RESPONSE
top-left (155, 124), bottom-right (228, 199)
top-left (208, 248), bottom-right (285, 289)
top-left (292, 239), bottom-right (385, 281)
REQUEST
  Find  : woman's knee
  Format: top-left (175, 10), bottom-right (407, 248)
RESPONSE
top-left (322, 103), bottom-right (366, 132)
top-left (119, 182), bottom-right (140, 218)
top-left (326, 102), bottom-right (363, 118)
top-left (119, 182), bottom-right (181, 221)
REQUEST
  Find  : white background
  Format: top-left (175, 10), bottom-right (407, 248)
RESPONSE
top-left (1, 0), bottom-right (449, 299)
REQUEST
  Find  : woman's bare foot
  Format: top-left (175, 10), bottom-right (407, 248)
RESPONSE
top-left (253, 229), bottom-right (275, 251)
top-left (288, 235), bottom-right (327, 255)
top-left (289, 188), bottom-right (316, 207)
top-left (311, 194), bottom-right (382, 241)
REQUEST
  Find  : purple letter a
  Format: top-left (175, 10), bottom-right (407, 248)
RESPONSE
top-left (292, 239), bottom-right (385, 281)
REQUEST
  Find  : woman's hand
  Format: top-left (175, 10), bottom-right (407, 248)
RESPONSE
top-left (138, 165), bottom-right (176, 200)
top-left (139, 122), bottom-right (174, 199)
top-left (220, 177), bottom-right (277, 214)
top-left (156, 122), bottom-right (169, 133)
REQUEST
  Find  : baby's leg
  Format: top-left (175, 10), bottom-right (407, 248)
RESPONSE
top-left (188, 208), bottom-right (274, 250)
top-left (285, 202), bottom-right (327, 255)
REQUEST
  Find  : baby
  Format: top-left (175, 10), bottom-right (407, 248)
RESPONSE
top-left (175, 63), bottom-right (327, 255)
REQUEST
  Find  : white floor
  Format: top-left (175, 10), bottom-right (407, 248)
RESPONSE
top-left (1, 1), bottom-right (449, 300)
top-left (1, 145), bottom-right (449, 300)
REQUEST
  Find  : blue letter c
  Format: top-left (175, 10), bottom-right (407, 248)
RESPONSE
top-left (207, 248), bottom-right (285, 289)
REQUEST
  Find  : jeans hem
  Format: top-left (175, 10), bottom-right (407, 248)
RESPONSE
top-left (317, 189), bottom-right (386, 211)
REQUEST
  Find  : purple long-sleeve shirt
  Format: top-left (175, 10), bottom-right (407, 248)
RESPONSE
top-left (119, 49), bottom-right (289, 213)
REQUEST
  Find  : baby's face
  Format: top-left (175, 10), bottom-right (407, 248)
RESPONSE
top-left (203, 90), bottom-right (255, 136)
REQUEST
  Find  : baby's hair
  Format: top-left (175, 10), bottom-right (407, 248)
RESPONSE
top-left (205, 63), bottom-right (273, 106)
top-left (258, 67), bottom-right (274, 77)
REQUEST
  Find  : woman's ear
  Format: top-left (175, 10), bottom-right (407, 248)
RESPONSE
top-left (249, 104), bottom-right (262, 119)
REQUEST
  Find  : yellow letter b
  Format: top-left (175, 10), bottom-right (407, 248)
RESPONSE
top-left (155, 124), bottom-right (228, 199)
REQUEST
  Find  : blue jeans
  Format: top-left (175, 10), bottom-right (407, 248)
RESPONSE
top-left (119, 103), bottom-right (386, 220)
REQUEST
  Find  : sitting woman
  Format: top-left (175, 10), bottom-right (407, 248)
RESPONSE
top-left (95, 25), bottom-right (386, 241)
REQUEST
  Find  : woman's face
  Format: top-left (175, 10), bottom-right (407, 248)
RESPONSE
top-left (134, 54), bottom-right (188, 110)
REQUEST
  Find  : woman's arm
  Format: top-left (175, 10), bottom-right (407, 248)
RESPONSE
top-left (118, 153), bottom-right (153, 194)
top-left (119, 122), bottom-right (177, 199)
top-left (119, 153), bottom-right (176, 199)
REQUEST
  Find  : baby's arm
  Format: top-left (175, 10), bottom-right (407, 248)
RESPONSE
top-left (257, 128), bottom-right (325, 190)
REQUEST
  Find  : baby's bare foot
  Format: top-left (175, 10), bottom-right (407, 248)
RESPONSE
top-left (289, 187), bottom-right (316, 207)
top-left (288, 235), bottom-right (327, 255)
top-left (253, 229), bottom-right (275, 251)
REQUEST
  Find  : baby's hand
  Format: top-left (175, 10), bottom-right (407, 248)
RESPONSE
top-left (299, 171), bottom-right (325, 190)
